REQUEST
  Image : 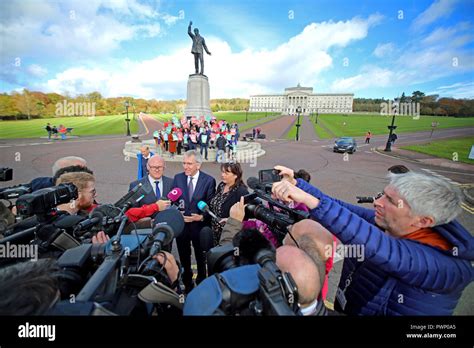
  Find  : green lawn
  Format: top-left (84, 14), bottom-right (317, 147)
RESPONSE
top-left (239, 114), bottom-right (280, 132)
top-left (401, 137), bottom-right (474, 165)
top-left (317, 114), bottom-right (474, 139)
top-left (149, 111), bottom-right (279, 124)
top-left (0, 115), bottom-right (139, 139)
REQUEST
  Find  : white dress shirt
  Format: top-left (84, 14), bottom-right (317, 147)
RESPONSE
top-left (148, 175), bottom-right (163, 198)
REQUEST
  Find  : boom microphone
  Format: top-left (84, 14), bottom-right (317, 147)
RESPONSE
top-left (197, 201), bottom-right (219, 220)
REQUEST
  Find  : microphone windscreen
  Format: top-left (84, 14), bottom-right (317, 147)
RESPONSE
top-left (153, 208), bottom-right (185, 239)
top-left (197, 201), bottom-right (208, 212)
top-left (233, 228), bottom-right (274, 262)
top-left (246, 177), bottom-right (260, 190)
top-left (167, 187), bottom-right (183, 202)
top-left (200, 226), bottom-right (214, 252)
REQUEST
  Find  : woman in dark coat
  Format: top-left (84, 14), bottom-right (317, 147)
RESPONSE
top-left (208, 162), bottom-right (248, 245)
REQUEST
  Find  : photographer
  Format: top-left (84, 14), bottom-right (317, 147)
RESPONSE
top-left (210, 197), bottom-right (325, 315)
top-left (271, 165), bottom-right (474, 315)
top-left (56, 172), bottom-right (97, 216)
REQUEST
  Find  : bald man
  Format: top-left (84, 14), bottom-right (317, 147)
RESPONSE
top-left (29, 156), bottom-right (88, 192)
top-left (283, 219), bottom-right (335, 295)
top-left (276, 245), bottom-right (322, 315)
top-left (129, 155), bottom-right (173, 206)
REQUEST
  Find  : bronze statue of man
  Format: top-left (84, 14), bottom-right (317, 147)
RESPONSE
top-left (188, 21), bottom-right (211, 75)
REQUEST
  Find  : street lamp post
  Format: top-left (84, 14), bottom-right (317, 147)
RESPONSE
top-left (384, 113), bottom-right (397, 152)
top-left (124, 100), bottom-right (131, 136)
top-left (246, 107), bottom-right (248, 122)
top-left (295, 106), bottom-right (302, 141)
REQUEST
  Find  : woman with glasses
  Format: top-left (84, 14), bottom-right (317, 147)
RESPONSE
top-left (208, 162), bottom-right (248, 245)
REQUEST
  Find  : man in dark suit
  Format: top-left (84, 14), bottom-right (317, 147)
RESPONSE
top-left (173, 150), bottom-right (216, 292)
top-left (129, 155), bottom-right (173, 206)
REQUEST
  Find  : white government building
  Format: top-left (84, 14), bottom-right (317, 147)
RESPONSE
top-left (249, 84), bottom-right (353, 115)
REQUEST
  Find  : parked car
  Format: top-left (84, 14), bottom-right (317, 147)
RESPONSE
top-left (333, 137), bottom-right (357, 154)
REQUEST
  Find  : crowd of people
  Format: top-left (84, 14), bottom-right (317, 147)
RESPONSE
top-left (0, 152), bottom-right (472, 317)
top-left (149, 114), bottom-right (240, 162)
top-left (45, 123), bottom-right (69, 140)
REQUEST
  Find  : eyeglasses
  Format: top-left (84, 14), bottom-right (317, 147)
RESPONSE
top-left (149, 165), bottom-right (164, 170)
top-left (374, 192), bottom-right (385, 200)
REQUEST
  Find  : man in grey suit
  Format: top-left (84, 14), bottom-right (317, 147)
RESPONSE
top-left (188, 21), bottom-right (211, 75)
top-left (129, 155), bottom-right (174, 206)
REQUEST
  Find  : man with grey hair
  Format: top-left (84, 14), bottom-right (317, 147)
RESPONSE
top-left (271, 165), bottom-right (473, 316)
top-left (172, 150), bottom-right (216, 293)
top-left (29, 156), bottom-right (88, 192)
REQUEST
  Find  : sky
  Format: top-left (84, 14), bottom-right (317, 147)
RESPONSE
top-left (0, 0), bottom-right (473, 100)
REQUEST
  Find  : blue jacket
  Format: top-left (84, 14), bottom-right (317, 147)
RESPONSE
top-left (137, 151), bottom-right (154, 180)
top-left (296, 179), bottom-right (474, 316)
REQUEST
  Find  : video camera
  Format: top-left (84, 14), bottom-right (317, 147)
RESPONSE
top-left (53, 208), bottom-right (185, 316)
top-left (0, 168), bottom-right (13, 182)
top-left (187, 229), bottom-right (300, 316)
top-left (242, 170), bottom-right (309, 244)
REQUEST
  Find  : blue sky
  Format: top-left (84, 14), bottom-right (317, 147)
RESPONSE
top-left (1, 0), bottom-right (473, 100)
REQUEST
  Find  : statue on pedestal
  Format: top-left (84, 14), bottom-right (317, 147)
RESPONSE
top-left (188, 21), bottom-right (212, 75)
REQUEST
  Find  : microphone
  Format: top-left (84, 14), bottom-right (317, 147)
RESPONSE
top-left (233, 228), bottom-right (275, 265)
top-left (197, 201), bottom-right (219, 220)
top-left (148, 209), bottom-right (185, 256)
top-left (167, 187), bottom-right (183, 209)
top-left (200, 226), bottom-right (214, 253)
top-left (114, 183), bottom-right (152, 209)
top-left (73, 204), bottom-right (121, 236)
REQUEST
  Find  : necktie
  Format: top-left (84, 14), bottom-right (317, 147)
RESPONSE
top-left (154, 180), bottom-right (161, 199)
top-left (188, 176), bottom-right (194, 202)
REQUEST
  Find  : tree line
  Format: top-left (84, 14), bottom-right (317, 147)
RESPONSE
top-left (0, 90), bottom-right (250, 120)
top-left (354, 91), bottom-right (474, 117)
top-left (0, 89), bottom-right (472, 120)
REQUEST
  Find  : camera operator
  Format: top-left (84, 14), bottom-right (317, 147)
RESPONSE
top-left (56, 172), bottom-right (97, 216)
top-left (29, 156), bottom-right (88, 192)
top-left (271, 165), bottom-right (474, 316)
top-left (211, 197), bottom-right (325, 315)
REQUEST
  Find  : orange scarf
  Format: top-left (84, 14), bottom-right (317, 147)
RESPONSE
top-left (403, 228), bottom-right (452, 251)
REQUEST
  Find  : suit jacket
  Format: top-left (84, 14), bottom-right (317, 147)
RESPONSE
top-left (172, 171), bottom-right (216, 226)
top-left (129, 175), bottom-right (173, 206)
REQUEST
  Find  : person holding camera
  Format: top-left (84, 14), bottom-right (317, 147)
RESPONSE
top-left (208, 162), bottom-right (248, 245)
top-left (271, 165), bottom-right (474, 315)
top-left (56, 172), bottom-right (97, 216)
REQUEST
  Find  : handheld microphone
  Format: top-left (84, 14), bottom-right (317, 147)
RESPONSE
top-left (167, 187), bottom-right (183, 208)
top-left (197, 201), bottom-right (219, 220)
top-left (143, 209), bottom-right (185, 274)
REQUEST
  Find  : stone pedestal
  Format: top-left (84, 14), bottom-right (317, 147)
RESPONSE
top-left (184, 74), bottom-right (212, 118)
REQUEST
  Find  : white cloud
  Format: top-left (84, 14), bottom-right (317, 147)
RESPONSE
top-left (411, 0), bottom-right (459, 31)
top-left (427, 81), bottom-right (474, 98)
top-left (42, 16), bottom-right (381, 99)
top-left (27, 64), bottom-right (47, 77)
top-left (331, 66), bottom-right (395, 91)
top-left (373, 43), bottom-right (395, 58)
top-left (0, 0), bottom-right (179, 62)
top-left (331, 19), bottom-right (474, 94)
